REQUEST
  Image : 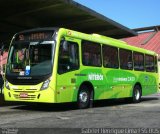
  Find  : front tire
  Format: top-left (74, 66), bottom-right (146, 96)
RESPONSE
top-left (77, 85), bottom-right (90, 109)
top-left (132, 85), bottom-right (142, 103)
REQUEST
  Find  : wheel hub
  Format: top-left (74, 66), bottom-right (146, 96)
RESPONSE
top-left (135, 89), bottom-right (140, 100)
top-left (79, 92), bottom-right (88, 103)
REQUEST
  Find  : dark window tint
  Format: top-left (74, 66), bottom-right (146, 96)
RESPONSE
top-left (103, 45), bottom-right (119, 68)
top-left (155, 56), bottom-right (158, 73)
top-left (119, 49), bottom-right (133, 70)
top-left (82, 41), bottom-right (101, 67)
top-left (58, 40), bottom-right (79, 74)
top-left (145, 55), bottom-right (154, 72)
top-left (133, 52), bottom-right (144, 71)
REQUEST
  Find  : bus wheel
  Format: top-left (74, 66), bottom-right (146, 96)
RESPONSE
top-left (78, 85), bottom-right (90, 109)
top-left (132, 85), bottom-right (141, 103)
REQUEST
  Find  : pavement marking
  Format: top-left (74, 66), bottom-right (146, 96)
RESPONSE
top-left (56, 116), bottom-right (71, 120)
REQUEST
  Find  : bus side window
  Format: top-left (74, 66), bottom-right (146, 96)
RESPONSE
top-left (145, 55), bottom-right (154, 72)
top-left (155, 56), bottom-right (158, 73)
top-left (58, 40), bottom-right (79, 74)
top-left (102, 45), bottom-right (119, 69)
top-left (82, 40), bottom-right (101, 67)
top-left (133, 52), bottom-right (144, 71)
top-left (119, 49), bottom-right (133, 70)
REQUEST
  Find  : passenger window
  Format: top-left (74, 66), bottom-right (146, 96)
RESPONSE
top-left (58, 40), bottom-right (79, 74)
top-left (145, 55), bottom-right (154, 72)
top-left (133, 52), bottom-right (144, 71)
top-left (103, 45), bottom-right (119, 69)
top-left (82, 41), bottom-right (101, 67)
top-left (119, 49), bottom-right (133, 70)
top-left (155, 56), bottom-right (158, 73)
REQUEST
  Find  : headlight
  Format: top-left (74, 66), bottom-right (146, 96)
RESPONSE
top-left (40, 79), bottom-right (50, 90)
top-left (5, 80), bottom-right (10, 90)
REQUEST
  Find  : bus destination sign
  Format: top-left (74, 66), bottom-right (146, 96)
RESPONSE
top-left (16, 31), bottom-right (54, 41)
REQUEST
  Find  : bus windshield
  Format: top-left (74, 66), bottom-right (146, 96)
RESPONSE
top-left (6, 41), bottom-right (55, 76)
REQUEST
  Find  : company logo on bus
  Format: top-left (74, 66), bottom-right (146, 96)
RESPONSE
top-left (17, 77), bottom-right (32, 79)
top-left (113, 77), bottom-right (135, 82)
top-left (88, 73), bottom-right (104, 81)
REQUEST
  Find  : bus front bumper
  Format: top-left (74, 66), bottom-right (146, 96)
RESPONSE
top-left (4, 87), bottom-right (56, 103)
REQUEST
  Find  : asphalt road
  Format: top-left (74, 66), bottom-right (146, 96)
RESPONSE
top-left (0, 94), bottom-right (160, 134)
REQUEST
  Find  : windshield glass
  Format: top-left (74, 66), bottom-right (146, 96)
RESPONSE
top-left (6, 41), bottom-right (55, 76)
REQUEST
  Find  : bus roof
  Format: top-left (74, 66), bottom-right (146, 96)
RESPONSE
top-left (16, 27), bottom-right (59, 34)
top-left (14, 27), bottom-right (157, 56)
top-left (60, 28), bottom-right (157, 56)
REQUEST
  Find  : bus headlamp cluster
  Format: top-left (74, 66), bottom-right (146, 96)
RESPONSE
top-left (5, 80), bottom-right (10, 90)
top-left (40, 79), bottom-right (50, 90)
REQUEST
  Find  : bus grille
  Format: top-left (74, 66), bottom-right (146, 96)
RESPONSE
top-left (13, 94), bottom-right (36, 100)
top-left (13, 89), bottom-right (38, 92)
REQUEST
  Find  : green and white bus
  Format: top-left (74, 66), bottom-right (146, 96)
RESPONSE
top-left (4, 28), bottom-right (158, 108)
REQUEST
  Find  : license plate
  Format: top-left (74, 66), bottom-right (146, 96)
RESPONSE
top-left (19, 93), bottom-right (28, 98)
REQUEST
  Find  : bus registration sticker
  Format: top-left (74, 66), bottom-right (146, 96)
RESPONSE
top-left (19, 71), bottom-right (25, 76)
top-left (19, 93), bottom-right (28, 98)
